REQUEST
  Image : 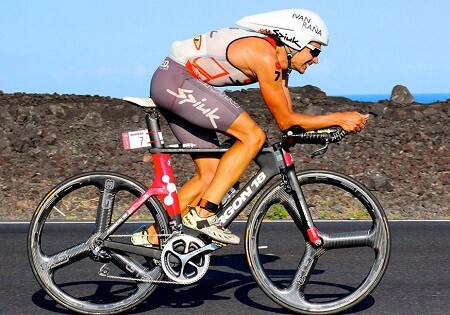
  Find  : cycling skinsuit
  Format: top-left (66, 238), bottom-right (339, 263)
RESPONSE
top-left (150, 27), bottom-right (276, 148)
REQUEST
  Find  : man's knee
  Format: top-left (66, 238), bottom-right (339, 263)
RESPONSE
top-left (244, 124), bottom-right (266, 149)
top-left (227, 112), bottom-right (266, 150)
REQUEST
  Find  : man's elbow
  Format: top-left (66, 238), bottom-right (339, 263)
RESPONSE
top-left (276, 119), bottom-right (295, 132)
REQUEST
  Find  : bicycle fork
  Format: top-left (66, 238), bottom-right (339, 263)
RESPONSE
top-left (280, 148), bottom-right (322, 247)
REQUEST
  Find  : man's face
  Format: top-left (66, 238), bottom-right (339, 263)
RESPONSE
top-left (292, 42), bottom-right (322, 74)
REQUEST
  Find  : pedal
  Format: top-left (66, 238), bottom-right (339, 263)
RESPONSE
top-left (98, 264), bottom-right (110, 277)
top-left (90, 247), bottom-right (112, 263)
top-left (211, 240), bottom-right (228, 248)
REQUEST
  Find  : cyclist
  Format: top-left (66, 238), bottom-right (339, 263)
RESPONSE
top-left (132, 8), bottom-right (368, 246)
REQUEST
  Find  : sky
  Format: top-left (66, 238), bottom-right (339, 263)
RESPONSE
top-left (1, 1), bottom-right (449, 98)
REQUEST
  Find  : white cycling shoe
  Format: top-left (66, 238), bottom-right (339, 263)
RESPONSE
top-left (182, 207), bottom-right (240, 245)
top-left (130, 228), bottom-right (154, 247)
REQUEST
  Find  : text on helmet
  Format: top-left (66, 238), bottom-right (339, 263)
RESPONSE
top-left (292, 13), bottom-right (323, 37)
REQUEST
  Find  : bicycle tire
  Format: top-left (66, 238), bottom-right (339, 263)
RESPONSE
top-left (28, 171), bottom-right (170, 314)
top-left (245, 169), bottom-right (391, 314)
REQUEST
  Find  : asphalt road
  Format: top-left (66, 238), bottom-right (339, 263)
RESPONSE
top-left (1, 221), bottom-right (448, 314)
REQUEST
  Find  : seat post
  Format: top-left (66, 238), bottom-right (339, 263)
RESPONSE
top-left (145, 108), bottom-right (165, 149)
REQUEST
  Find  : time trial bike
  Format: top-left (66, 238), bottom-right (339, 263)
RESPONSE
top-left (28, 97), bottom-right (391, 314)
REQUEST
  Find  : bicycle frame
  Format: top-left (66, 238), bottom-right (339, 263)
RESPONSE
top-left (99, 108), bottom-right (322, 249)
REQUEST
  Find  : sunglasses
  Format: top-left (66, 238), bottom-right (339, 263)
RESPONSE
top-left (305, 44), bottom-right (321, 57)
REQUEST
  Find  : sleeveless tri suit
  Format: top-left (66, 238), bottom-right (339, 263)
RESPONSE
top-left (150, 28), bottom-right (276, 148)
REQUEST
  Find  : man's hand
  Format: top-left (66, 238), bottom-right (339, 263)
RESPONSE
top-left (332, 112), bottom-right (369, 133)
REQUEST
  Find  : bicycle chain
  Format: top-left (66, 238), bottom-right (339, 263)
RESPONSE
top-left (108, 233), bottom-right (173, 238)
top-left (98, 263), bottom-right (180, 284)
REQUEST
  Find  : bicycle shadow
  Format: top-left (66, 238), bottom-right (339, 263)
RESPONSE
top-left (31, 253), bottom-right (375, 314)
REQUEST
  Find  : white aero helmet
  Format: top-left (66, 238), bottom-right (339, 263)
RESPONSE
top-left (236, 9), bottom-right (329, 51)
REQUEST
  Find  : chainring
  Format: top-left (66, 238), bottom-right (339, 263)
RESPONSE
top-left (161, 234), bottom-right (210, 284)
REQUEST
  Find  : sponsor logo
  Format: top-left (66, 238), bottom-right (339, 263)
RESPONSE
top-left (295, 256), bottom-right (314, 285)
top-left (208, 30), bottom-right (218, 38)
top-left (273, 29), bottom-right (301, 49)
top-left (161, 174), bottom-right (177, 207)
top-left (101, 179), bottom-right (115, 210)
top-left (166, 88), bottom-right (220, 128)
top-left (160, 59), bottom-right (170, 70)
top-left (193, 35), bottom-right (202, 50)
top-left (219, 172), bottom-right (267, 223)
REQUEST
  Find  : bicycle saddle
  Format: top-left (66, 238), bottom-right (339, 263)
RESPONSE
top-left (123, 97), bottom-right (157, 108)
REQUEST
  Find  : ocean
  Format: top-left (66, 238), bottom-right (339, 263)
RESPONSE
top-left (339, 93), bottom-right (450, 104)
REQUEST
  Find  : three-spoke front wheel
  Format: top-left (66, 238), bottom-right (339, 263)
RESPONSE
top-left (245, 170), bottom-right (391, 314)
top-left (27, 172), bottom-right (170, 314)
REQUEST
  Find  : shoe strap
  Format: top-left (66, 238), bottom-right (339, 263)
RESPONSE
top-left (188, 206), bottom-right (225, 230)
top-left (197, 198), bottom-right (220, 214)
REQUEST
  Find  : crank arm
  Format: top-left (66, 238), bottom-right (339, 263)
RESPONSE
top-left (189, 242), bottom-right (223, 258)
